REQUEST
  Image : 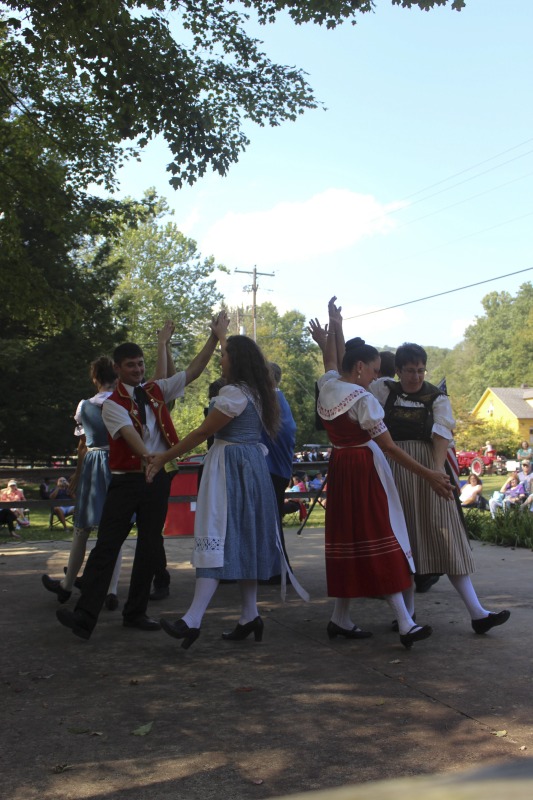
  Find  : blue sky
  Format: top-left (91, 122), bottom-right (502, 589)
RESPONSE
top-left (112, 0), bottom-right (533, 350)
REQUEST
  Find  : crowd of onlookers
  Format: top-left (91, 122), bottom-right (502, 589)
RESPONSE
top-left (460, 440), bottom-right (533, 518)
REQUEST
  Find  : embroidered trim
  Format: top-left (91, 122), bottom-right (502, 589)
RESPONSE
top-left (368, 420), bottom-right (387, 438)
top-left (318, 386), bottom-right (366, 420)
top-left (194, 537), bottom-right (225, 553)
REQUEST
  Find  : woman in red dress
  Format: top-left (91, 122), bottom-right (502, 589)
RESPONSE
top-left (314, 299), bottom-right (452, 648)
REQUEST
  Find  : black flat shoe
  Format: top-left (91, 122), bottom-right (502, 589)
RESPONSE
top-left (400, 624), bottom-right (432, 649)
top-left (471, 610), bottom-right (511, 634)
top-left (222, 616), bottom-right (264, 642)
top-left (160, 618), bottom-right (200, 649)
top-left (123, 614), bottom-right (161, 631)
top-left (56, 607), bottom-right (92, 640)
top-left (327, 621), bottom-right (373, 640)
top-left (104, 593), bottom-right (119, 611)
top-left (42, 574), bottom-right (71, 604)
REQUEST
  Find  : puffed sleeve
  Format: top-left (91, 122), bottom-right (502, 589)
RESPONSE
top-left (317, 370), bottom-right (340, 390)
top-left (212, 384), bottom-right (248, 417)
top-left (74, 399), bottom-right (84, 437)
top-left (432, 394), bottom-right (455, 440)
top-left (348, 393), bottom-right (388, 439)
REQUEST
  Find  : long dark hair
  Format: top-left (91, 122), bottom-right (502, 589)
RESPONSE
top-left (342, 337), bottom-right (379, 374)
top-left (225, 335), bottom-right (280, 437)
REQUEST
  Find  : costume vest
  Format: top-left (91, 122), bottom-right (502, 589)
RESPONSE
top-left (383, 380), bottom-right (444, 442)
top-left (108, 380), bottom-right (179, 471)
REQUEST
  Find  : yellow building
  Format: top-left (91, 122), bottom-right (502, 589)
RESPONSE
top-left (472, 386), bottom-right (533, 442)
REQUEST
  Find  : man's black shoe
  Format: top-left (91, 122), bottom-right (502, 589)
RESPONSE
top-left (149, 586), bottom-right (170, 601)
top-left (56, 607), bottom-right (92, 640)
top-left (123, 615), bottom-right (161, 631)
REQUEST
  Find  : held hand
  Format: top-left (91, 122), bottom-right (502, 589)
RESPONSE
top-left (308, 318), bottom-right (328, 351)
top-left (428, 470), bottom-right (453, 499)
top-left (327, 296), bottom-right (342, 327)
top-left (157, 320), bottom-right (175, 345)
top-left (210, 310), bottom-right (230, 340)
top-left (145, 453), bottom-right (167, 484)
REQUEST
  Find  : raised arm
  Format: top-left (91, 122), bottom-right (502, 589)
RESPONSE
top-left (153, 321), bottom-right (175, 380)
top-left (324, 296), bottom-right (344, 372)
top-left (185, 310), bottom-right (230, 386)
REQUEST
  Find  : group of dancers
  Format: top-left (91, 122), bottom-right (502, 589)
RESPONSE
top-left (42, 297), bottom-right (510, 649)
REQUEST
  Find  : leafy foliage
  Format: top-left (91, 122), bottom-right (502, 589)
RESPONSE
top-left (1, 1), bottom-right (464, 188)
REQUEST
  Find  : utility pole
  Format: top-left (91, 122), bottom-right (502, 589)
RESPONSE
top-left (235, 266), bottom-right (274, 341)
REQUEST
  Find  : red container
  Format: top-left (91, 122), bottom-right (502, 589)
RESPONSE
top-left (164, 455), bottom-right (204, 537)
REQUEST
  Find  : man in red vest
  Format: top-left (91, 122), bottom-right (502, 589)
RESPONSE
top-left (57, 312), bottom-right (229, 640)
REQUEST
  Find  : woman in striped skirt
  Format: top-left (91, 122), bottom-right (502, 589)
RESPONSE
top-left (370, 343), bottom-right (510, 636)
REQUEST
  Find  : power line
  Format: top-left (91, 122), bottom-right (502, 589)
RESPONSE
top-left (344, 267), bottom-right (533, 321)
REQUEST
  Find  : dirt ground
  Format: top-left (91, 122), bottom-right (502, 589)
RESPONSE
top-left (1, 531), bottom-right (531, 800)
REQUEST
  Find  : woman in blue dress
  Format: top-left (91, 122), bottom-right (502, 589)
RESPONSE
top-left (147, 334), bottom-right (307, 649)
top-left (41, 356), bottom-right (122, 606)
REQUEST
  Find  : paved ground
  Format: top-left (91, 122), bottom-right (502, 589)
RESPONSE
top-left (1, 530), bottom-right (531, 800)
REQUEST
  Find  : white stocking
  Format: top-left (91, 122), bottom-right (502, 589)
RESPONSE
top-left (61, 527), bottom-right (91, 591)
top-left (182, 577), bottom-right (219, 629)
top-left (448, 574), bottom-right (488, 619)
top-left (238, 580), bottom-right (259, 625)
top-left (331, 598), bottom-right (355, 629)
top-left (386, 592), bottom-right (417, 636)
top-left (402, 578), bottom-right (416, 618)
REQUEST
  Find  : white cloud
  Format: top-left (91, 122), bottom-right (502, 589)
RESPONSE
top-left (450, 318), bottom-right (474, 340)
top-left (200, 188), bottom-right (405, 268)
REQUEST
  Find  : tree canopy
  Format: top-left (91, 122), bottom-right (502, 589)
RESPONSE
top-left (1, 1), bottom-right (464, 190)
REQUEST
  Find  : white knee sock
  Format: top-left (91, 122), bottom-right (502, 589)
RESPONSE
top-left (107, 546), bottom-right (123, 596)
top-left (331, 598), bottom-right (355, 629)
top-left (386, 592), bottom-right (417, 636)
top-left (182, 577), bottom-right (219, 629)
top-left (61, 527), bottom-right (91, 591)
top-left (402, 578), bottom-right (416, 618)
top-left (448, 574), bottom-right (488, 619)
top-left (238, 580), bottom-right (259, 625)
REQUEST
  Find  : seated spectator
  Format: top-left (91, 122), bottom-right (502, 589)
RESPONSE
top-left (516, 441), bottom-right (533, 461)
top-left (309, 471), bottom-right (326, 491)
top-left (0, 508), bottom-right (22, 540)
top-left (489, 474), bottom-right (527, 518)
top-left (39, 476), bottom-right (51, 499)
top-left (0, 480), bottom-right (30, 528)
top-left (459, 474), bottom-right (487, 510)
top-left (288, 474), bottom-right (307, 492)
top-left (50, 477), bottom-right (75, 529)
top-left (517, 459), bottom-right (533, 491)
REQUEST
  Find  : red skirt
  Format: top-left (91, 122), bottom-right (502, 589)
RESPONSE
top-left (325, 446), bottom-right (411, 598)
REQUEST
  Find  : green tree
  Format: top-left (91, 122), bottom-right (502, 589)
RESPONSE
top-left (1, 1), bottom-right (464, 189)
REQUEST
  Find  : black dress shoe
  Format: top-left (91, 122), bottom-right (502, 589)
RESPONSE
top-left (471, 610), bottom-right (511, 634)
top-left (56, 607), bottom-right (92, 640)
top-left (399, 624), bottom-right (432, 649)
top-left (149, 586), bottom-right (170, 601)
top-left (104, 593), bottom-right (119, 611)
top-left (222, 616), bottom-right (264, 642)
top-left (42, 574), bottom-right (71, 604)
top-left (327, 621), bottom-right (373, 640)
top-left (160, 618), bottom-right (200, 649)
top-left (123, 614), bottom-right (161, 631)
